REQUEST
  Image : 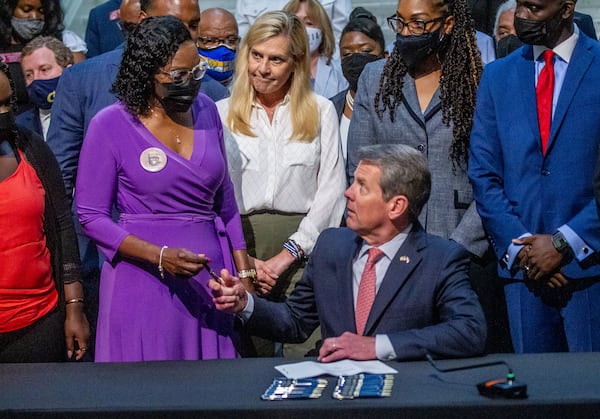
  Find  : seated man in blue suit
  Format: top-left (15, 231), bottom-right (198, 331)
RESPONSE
top-left (469, 0), bottom-right (600, 353)
top-left (211, 144), bottom-right (486, 361)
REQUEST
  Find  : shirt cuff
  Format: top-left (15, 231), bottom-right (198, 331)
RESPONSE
top-left (237, 292), bottom-right (254, 323)
top-left (375, 335), bottom-right (397, 361)
top-left (503, 232), bottom-right (532, 268)
top-left (558, 225), bottom-right (594, 261)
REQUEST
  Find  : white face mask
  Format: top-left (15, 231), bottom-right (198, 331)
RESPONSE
top-left (306, 26), bottom-right (322, 54)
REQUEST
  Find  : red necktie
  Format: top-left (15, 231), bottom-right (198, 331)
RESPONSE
top-left (355, 247), bottom-right (385, 335)
top-left (536, 49), bottom-right (555, 155)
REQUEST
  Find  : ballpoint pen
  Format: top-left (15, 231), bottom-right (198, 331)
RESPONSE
top-left (204, 262), bottom-right (224, 284)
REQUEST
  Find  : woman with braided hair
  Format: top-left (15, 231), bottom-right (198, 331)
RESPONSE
top-left (347, 0), bottom-right (486, 258)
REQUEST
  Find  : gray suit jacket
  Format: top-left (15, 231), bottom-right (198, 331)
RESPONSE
top-left (347, 60), bottom-right (488, 257)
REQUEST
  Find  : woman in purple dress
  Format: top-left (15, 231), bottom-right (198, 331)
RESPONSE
top-left (75, 16), bottom-right (253, 362)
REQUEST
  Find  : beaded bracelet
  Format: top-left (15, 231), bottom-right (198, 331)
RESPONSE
top-left (283, 239), bottom-right (307, 262)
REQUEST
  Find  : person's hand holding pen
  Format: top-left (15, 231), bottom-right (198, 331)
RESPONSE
top-left (208, 269), bottom-right (248, 314)
top-left (158, 247), bottom-right (211, 278)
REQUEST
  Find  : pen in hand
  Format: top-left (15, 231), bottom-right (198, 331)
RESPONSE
top-left (204, 262), bottom-right (224, 284)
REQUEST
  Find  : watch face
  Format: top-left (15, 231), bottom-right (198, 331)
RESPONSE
top-left (552, 233), bottom-right (568, 252)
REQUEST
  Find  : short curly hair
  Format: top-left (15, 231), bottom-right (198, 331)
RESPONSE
top-left (0, 0), bottom-right (64, 47)
top-left (113, 15), bottom-right (192, 118)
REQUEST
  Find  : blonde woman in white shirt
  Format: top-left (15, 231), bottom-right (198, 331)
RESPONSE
top-left (217, 11), bottom-right (345, 309)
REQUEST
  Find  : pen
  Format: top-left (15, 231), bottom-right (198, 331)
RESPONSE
top-left (204, 262), bottom-right (224, 284)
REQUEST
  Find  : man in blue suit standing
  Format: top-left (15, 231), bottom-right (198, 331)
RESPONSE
top-left (469, 0), bottom-right (600, 353)
top-left (211, 144), bottom-right (486, 361)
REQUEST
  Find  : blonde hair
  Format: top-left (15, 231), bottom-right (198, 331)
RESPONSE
top-left (283, 0), bottom-right (335, 64)
top-left (227, 11), bottom-right (319, 142)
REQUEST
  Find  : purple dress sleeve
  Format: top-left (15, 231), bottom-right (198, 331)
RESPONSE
top-left (75, 107), bottom-right (129, 263)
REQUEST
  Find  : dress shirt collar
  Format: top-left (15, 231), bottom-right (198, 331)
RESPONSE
top-left (358, 224), bottom-right (413, 262)
top-left (533, 23), bottom-right (579, 64)
top-left (252, 92), bottom-right (291, 110)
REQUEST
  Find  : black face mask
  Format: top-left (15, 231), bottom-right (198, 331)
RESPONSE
top-left (0, 110), bottom-right (16, 141)
top-left (158, 77), bottom-right (201, 114)
top-left (514, 6), bottom-right (564, 46)
top-left (496, 34), bottom-right (524, 58)
top-left (341, 53), bottom-right (381, 92)
top-left (395, 26), bottom-right (447, 72)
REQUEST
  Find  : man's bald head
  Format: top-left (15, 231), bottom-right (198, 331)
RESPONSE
top-left (199, 8), bottom-right (238, 41)
top-left (140, 0), bottom-right (201, 41)
top-left (120, 0), bottom-right (141, 25)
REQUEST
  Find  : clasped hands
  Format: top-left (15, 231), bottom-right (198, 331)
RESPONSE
top-left (513, 234), bottom-right (568, 288)
top-left (251, 250), bottom-right (296, 295)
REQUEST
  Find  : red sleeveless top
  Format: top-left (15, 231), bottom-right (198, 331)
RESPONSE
top-left (0, 151), bottom-right (58, 333)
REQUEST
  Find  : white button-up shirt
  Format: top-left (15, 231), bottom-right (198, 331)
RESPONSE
top-left (217, 94), bottom-right (346, 254)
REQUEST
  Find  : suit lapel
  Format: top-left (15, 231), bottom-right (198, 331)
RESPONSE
top-left (363, 227), bottom-right (425, 335)
top-left (517, 46), bottom-right (541, 148)
top-left (340, 235), bottom-right (362, 334)
top-left (546, 36), bottom-right (593, 155)
top-left (402, 76), bottom-right (426, 129)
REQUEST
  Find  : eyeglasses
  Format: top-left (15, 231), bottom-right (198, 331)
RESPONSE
top-left (197, 36), bottom-right (240, 49)
top-left (160, 58), bottom-right (208, 85)
top-left (386, 15), bottom-right (446, 35)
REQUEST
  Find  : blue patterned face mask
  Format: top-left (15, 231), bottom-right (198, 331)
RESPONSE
top-left (27, 76), bottom-right (60, 110)
top-left (198, 45), bottom-right (236, 85)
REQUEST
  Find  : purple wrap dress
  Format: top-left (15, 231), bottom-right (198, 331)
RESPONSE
top-left (76, 95), bottom-right (245, 361)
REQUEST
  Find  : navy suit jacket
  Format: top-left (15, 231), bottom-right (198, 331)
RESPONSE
top-left (85, 0), bottom-right (124, 58)
top-left (15, 107), bottom-right (43, 138)
top-left (247, 225), bottom-right (487, 360)
top-left (47, 46), bottom-right (229, 202)
top-left (469, 33), bottom-right (600, 279)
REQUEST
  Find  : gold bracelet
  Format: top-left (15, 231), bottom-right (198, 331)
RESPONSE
top-left (238, 269), bottom-right (257, 280)
top-left (66, 298), bottom-right (84, 305)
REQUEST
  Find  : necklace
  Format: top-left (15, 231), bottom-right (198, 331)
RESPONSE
top-left (345, 91), bottom-right (354, 112)
top-left (148, 108), bottom-right (183, 145)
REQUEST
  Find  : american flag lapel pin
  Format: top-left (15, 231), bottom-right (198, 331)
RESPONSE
top-left (399, 256), bottom-right (410, 263)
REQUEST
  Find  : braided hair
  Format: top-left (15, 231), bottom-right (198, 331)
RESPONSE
top-left (375, 0), bottom-right (482, 166)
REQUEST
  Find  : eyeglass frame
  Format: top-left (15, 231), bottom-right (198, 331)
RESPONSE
top-left (159, 58), bottom-right (209, 85)
top-left (386, 15), bottom-right (447, 35)
top-left (197, 35), bottom-right (241, 49)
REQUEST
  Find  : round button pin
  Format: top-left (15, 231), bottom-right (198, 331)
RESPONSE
top-left (140, 147), bottom-right (167, 172)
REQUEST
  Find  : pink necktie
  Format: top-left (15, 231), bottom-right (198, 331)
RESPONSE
top-left (355, 247), bottom-right (385, 335)
top-left (536, 49), bottom-right (555, 155)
